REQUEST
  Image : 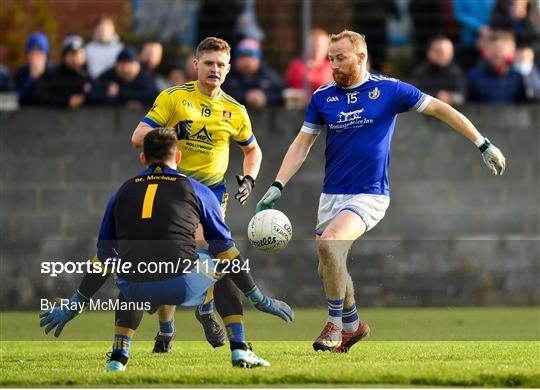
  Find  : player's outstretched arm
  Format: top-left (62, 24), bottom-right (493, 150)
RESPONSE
top-left (39, 291), bottom-right (89, 337)
top-left (212, 252), bottom-right (294, 322)
top-left (256, 131), bottom-right (318, 212)
top-left (197, 178), bottom-right (294, 322)
top-left (218, 253), bottom-right (295, 322)
top-left (39, 258), bottom-right (111, 337)
top-left (421, 98), bottom-right (506, 175)
top-left (246, 285), bottom-right (295, 322)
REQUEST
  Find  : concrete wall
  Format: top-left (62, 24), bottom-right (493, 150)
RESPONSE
top-left (1, 106), bottom-right (538, 308)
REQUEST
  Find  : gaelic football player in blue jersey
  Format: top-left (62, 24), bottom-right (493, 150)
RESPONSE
top-left (257, 30), bottom-right (506, 352)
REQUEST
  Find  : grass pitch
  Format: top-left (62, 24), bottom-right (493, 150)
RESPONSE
top-left (1, 308), bottom-right (539, 387)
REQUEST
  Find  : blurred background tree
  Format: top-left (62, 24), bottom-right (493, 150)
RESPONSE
top-left (1, 0), bottom-right (59, 69)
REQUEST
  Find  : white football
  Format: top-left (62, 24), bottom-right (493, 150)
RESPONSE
top-left (247, 209), bottom-right (292, 253)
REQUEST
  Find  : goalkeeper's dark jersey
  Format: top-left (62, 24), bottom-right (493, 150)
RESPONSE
top-left (96, 164), bottom-right (236, 282)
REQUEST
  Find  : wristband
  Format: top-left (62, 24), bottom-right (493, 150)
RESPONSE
top-left (74, 290), bottom-right (90, 302)
top-left (271, 181), bottom-right (284, 192)
top-left (69, 291), bottom-right (89, 314)
top-left (478, 137), bottom-right (491, 153)
top-left (245, 175), bottom-right (255, 188)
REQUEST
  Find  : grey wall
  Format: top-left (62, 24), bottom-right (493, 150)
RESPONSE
top-left (1, 106), bottom-right (539, 308)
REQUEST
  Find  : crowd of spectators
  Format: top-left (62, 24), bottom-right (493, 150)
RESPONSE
top-left (1, 0), bottom-right (539, 110)
top-left (31, 34), bottom-right (90, 108)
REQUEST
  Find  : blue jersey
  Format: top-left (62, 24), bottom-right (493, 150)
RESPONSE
top-left (302, 73), bottom-right (431, 195)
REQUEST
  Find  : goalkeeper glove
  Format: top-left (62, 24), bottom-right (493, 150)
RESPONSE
top-left (235, 175), bottom-right (255, 205)
top-left (247, 287), bottom-right (294, 322)
top-left (478, 138), bottom-right (506, 175)
top-left (175, 120), bottom-right (193, 140)
top-left (255, 181), bottom-right (283, 213)
top-left (39, 291), bottom-right (88, 337)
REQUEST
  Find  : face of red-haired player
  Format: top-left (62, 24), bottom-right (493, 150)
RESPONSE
top-left (327, 38), bottom-right (364, 87)
top-left (194, 51), bottom-right (231, 92)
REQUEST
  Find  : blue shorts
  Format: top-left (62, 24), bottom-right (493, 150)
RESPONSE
top-left (115, 250), bottom-right (216, 311)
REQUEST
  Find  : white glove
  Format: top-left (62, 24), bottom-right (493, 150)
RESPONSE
top-left (479, 139), bottom-right (506, 175)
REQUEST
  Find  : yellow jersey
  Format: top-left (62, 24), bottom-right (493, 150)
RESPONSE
top-left (142, 81), bottom-right (254, 187)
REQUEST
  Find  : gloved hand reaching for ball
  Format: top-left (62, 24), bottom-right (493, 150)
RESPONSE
top-left (255, 181), bottom-right (283, 213)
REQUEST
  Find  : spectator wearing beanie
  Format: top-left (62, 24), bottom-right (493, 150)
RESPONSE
top-left (14, 32), bottom-right (52, 105)
top-left (223, 38), bottom-right (284, 108)
top-left (32, 34), bottom-right (91, 108)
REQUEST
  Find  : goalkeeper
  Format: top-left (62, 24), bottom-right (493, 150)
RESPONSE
top-left (40, 128), bottom-right (291, 370)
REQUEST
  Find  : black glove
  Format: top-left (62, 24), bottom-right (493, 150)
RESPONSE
top-left (235, 175), bottom-right (255, 205)
top-left (175, 120), bottom-right (193, 140)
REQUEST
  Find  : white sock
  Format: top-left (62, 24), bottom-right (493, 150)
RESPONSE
top-left (327, 298), bottom-right (344, 330)
top-left (327, 316), bottom-right (343, 329)
top-left (342, 305), bottom-right (360, 333)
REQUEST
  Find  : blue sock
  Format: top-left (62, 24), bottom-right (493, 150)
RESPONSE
top-left (327, 298), bottom-right (344, 329)
top-left (159, 320), bottom-right (174, 335)
top-left (342, 305), bottom-right (360, 332)
top-left (112, 334), bottom-right (131, 359)
top-left (223, 315), bottom-right (245, 350)
top-left (198, 299), bottom-right (214, 315)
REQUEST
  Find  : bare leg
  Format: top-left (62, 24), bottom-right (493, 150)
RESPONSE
top-left (316, 210), bottom-right (366, 302)
top-left (313, 210), bottom-right (367, 351)
top-left (344, 272), bottom-right (355, 309)
top-left (317, 240), bottom-right (356, 308)
top-left (157, 305), bottom-right (175, 322)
